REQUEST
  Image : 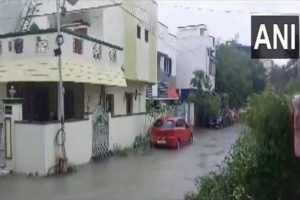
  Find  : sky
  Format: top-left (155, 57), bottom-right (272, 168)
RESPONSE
top-left (156, 0), bottom-right (300, 65)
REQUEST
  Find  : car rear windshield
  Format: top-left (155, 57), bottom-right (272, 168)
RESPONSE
top-left (153, 119), bottom-right (175, 128)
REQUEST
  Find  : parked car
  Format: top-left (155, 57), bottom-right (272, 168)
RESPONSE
top-left (207, 109), bottom-right (233, 129)
top-left (150, 117), bottom-right (193, 149)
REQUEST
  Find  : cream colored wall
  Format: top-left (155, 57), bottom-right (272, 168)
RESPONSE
top-left (102, 0), bottom-right (157, 83)
top-left (85, 82), bottom-right (146, 116)
top-left (14, 118), bottom-right (92, 175)
top-left (106, 81), bottom-right (146, 115)
top-left (103, 6), bottom-right (124, 48)
top-left (109, 113), bottom-right (146, 149)
top-left (15, 123), bottom-right (46, 174)
top-left (84, 84), bottom-right (103, 113)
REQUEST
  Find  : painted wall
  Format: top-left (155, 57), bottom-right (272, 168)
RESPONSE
top-left (84, 81), bottom-right (146, 115)
top-left (0, 31), bottom-right (123, 72)
top-left (109, 113), bottom-right (146, 149)
top-left (14, 118), bottom-right (92, 175)
top-left (176, 25), bottom-right (215, 90)
top-left (106, 81), bottom-right (146, 115)
top-left (0, 84), bottom-right (7, 99)
top-left (28, 0), bottom-right (158, 83)
top-left (0, 0), bottom-right (25, 34)
top-left (102, 6), bottom-right (124, 48)
top-left (157, 22), bottom-right (177, 77)
top-left (104, 0), bottom-right (157, 83)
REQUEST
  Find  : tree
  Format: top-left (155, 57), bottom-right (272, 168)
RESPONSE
top-left (190, 70), bottom-right (221, 124)
top-left (215, 43), bottom-right (267, 107)
top-left (29, 23), bottom-right (40, 32)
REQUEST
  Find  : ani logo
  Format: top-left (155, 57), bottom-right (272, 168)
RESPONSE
top-left (251, 15), bottom-right (299, 59)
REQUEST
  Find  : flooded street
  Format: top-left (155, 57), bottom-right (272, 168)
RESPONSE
top-left (0, 125), bottom-right (240, 200)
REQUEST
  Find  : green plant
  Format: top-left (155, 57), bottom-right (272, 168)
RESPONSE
top-left (285, 79), bottom-right (300, 95)
top-left (132, 133), bottom-right (150, 153)
top-left (186, 88), bottom-right (300, 200)
top-left (189, 70), bottom-right (221, 124)
top-left (112, 144), bottom-right (129, 157)
top-left (29, 23), bottom-right (40, 32)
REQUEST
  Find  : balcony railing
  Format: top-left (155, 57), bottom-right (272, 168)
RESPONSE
top-left (0, 28), bottom-right (124, 69)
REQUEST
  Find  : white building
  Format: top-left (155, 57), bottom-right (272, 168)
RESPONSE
top-left (176, 24), bottom-right (216, 101)
top-left (147, 21), bottom-right (178, 101)
top-left (0, 0), bottom-right (157, 175)
top-left (260, 59), bottom-right (275, 76)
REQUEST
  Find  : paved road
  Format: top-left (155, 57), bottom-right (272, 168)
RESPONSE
top-left (0, 125), bottom-right (240, 200)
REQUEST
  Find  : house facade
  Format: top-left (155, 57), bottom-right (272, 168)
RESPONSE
top-left (0, 0), bottom-right (157, 175)
top-left (176, 24), bottom-right (216, 101)
top-left (146, 21), bottom-right (178, 103)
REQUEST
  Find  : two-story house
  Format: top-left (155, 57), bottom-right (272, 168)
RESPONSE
top-left (176, 24), bottom-right (216, 101)
top-left (0, 0), bottom-right (157, 175)
top-left (146, 21), bottom-right (178, 104)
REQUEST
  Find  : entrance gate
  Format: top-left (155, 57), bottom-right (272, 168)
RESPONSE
top-left (92, 105), bottom-right (109, 159)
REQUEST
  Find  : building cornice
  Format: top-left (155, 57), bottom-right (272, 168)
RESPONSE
top-left (0, 28), bottom-right (123, 51)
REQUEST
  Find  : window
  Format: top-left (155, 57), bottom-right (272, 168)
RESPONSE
top-left (145, 29), bottom-right (149, 42)
top-left (168, 58), bottom-right (172, 76)
top-left (200, 28), bottom-right (205, 36)
top-left (154, 119), bottom-right (175, 128)
top-left (14, 38), bottom-right (24, 54)
top-left (209, 61), bottom-right (216, 76)
top-left (164, 57), bottom-right (172, 76)
top-left (125, 93), bottom-right (133, 114)
top-left (176, 119), bottom-right (187, 128)
top-left (73, 38), bottom-right (83, 54)
top-left (137, 25), bottom-right (141, 39)
top-left (106, 94), bottom-right (114, 114)
top-left (74, 27), bottom-right (87, 36)
top-left (176, 119), bottom-right (185, 127)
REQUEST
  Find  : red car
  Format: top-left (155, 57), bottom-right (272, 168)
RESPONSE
top-left (150, 117), bottom-right (193, 149)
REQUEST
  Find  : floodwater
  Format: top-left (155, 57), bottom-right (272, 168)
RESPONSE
top-left (0, 125), bottom-right (240, 200)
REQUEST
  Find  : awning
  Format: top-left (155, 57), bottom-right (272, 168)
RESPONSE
top-left (0, 58), bottom-right (126, 87)
top-left (167, 85), bottom-right (179, 100)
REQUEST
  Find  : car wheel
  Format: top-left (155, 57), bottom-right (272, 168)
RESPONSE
top-left (189, 134), bottom-right (193, 144)
top-left (176, 140), bottom-right (181, 150)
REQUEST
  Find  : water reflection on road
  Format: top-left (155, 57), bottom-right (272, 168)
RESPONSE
top-left (0, 125), bottom-right (240, 200)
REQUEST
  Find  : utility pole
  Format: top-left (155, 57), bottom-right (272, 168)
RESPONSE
top-left (56, 0), bottom-right (64, 121)
top-left (55, 0), bottom-right (67, 173)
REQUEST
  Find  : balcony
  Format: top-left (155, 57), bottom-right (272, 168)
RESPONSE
top-left (0, 29), bottom-right (126, 87)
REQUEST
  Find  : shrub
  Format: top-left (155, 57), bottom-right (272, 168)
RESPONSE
top-left (112, 144), bottom-right (129, 157)
top-left (132, 133), bottom-right (150, 153)
top-left (186, 88), bottom-right (300, 200)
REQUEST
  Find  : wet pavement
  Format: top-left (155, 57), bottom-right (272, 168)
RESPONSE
top-left (0, 125), bottom-right (240, 200)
